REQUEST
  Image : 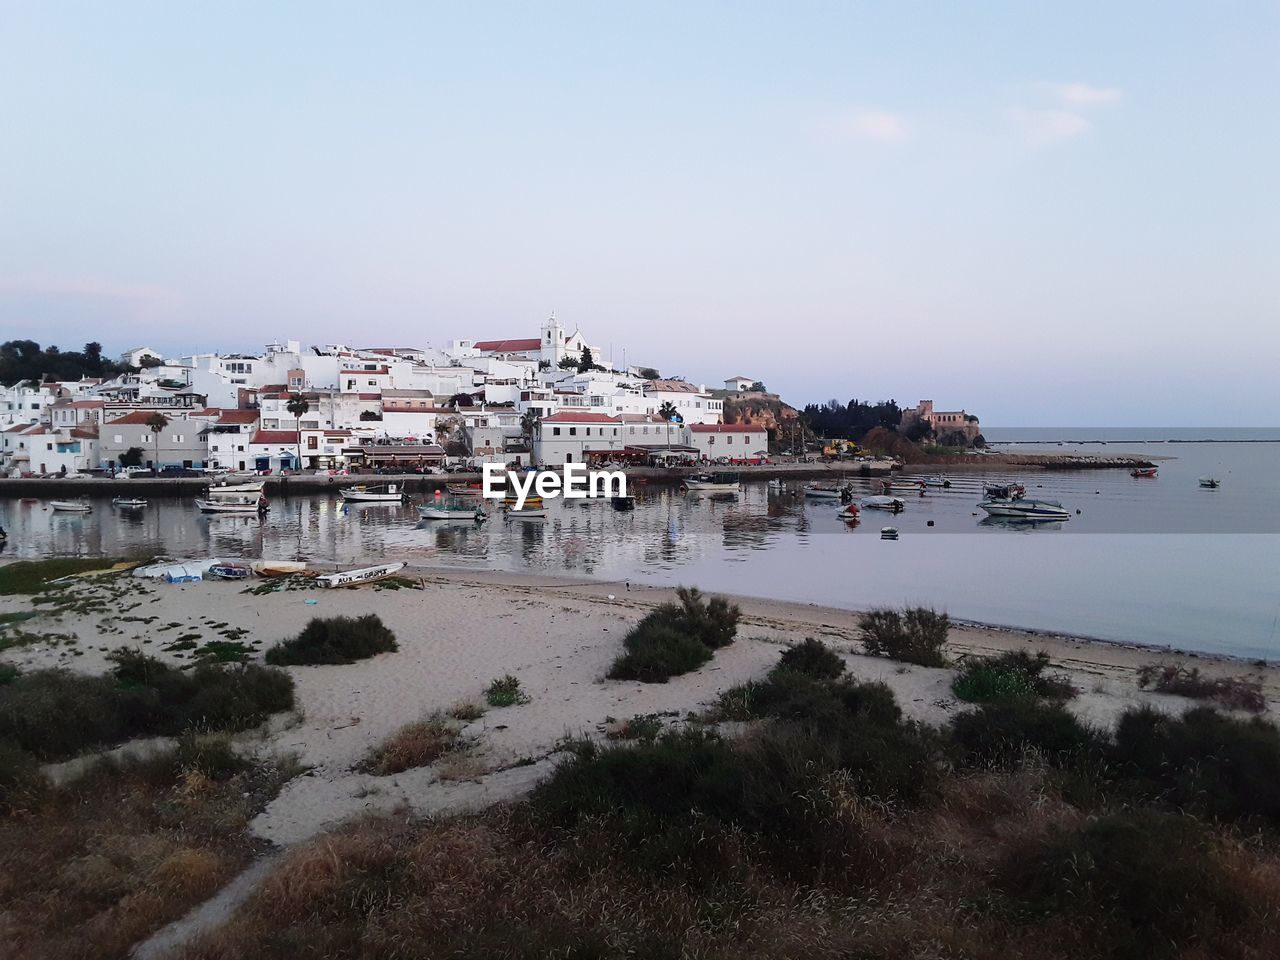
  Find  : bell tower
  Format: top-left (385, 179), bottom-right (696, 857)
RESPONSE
top-left (540, 313), bottom-right (565, 365)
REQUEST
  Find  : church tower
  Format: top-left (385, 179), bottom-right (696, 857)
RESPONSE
top-left (540, 313), bottom-right (565, 366)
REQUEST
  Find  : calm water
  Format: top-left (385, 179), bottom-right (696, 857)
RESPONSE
top-left (3, 427), bottom-right (1278, 658)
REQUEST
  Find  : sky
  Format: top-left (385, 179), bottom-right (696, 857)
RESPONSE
top-left (1, 1), bottom-right (1277, 426)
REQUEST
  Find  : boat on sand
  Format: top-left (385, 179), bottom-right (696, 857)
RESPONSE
top-left (317, 562), bottom-right (406, 588)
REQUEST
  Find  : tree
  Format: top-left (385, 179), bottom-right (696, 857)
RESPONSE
top-left (144, 412), bottom-right (170, 471)
top-left (448, 392), bottom-right (475, 409)
top-left (657, 401), bottom-right (679, 456)
top-left (138, 355), bottom-right (164, 369)
top-left (637, 366), bottom-right (660, 380)
top-left (118, 446), bottom-right (144, 468)
top-left (519, 410), bottom-right (541, 451)
top-left (557, 356), bottom-right (579, 370)
top-left (577, 346), bottom-right (595, 373)
top-left (83, 342), bottom-right (104, 375)
top-left (286, 393), bottom-right (310, 472)
top-left (750, 381), bottom-right (767, 393)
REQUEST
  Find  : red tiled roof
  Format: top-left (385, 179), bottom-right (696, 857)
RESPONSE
top-left (645, 379), bottom-right (703, 394)
top-left (357, 393), bottom-right (381, 401)
top-left (216, 410), bottom-right (260, 424)
top-left (689, 423), bottom-right (766, 433)
top-left (473, 338), bottom-right (541, 352)
top-left (70, 426), bottom-right (99, 439)
top-left (250, 430), bottom-right (300, 444)
top-left (106, 411), bottom-right (173, 425)
top-left (257, 384), bottom-right (289, 393)
top-left (541, 412), bottom-right (620, 424)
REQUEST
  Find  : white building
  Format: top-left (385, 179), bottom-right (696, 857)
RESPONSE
top-left (687, 423), bottom-right (769, 461)
top-left (533, 412), bottom-right (624, 465)
top-left (1, 424), bottom-right (98, 476)
top-left (723, 375), bottom-right (756, 392)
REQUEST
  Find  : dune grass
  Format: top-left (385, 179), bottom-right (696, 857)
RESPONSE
top-left (607, 587), bottom-right (741, 682)
top-left (265, 614), bottom-right (397, 666)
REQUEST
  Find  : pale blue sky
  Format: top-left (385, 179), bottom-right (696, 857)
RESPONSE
top-left (1, 1), bottom-right (1276, 425)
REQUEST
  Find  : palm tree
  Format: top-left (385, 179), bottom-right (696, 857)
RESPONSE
top-left (286, 393), bottom-right (310, 472)
top-left (144, 412), bottom-right (169, 472)
top-left (519, 410), bottom-right (541, 455)
top-left (657, 401), bottom-right (679, 458)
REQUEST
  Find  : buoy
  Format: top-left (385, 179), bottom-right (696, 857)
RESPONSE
top-left (926, 520), bottom-right (934, 527)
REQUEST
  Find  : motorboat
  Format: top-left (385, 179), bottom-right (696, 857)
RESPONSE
top-left (837, 503), bottom-right (860, 523)
top-left (112, 496), bottom-right (148, 510)
top-left (339, 483), bottom-right (405, 503)
top-left (502, 494), bottom-right (544, 508)
top-left (880, 526), bottom-right (899, 540)
top-left (195, 494), bottom-right (267, 513)
top-left (804, 483), bottom-right (845, 499)
top-left (880, 478), bottom-right (923, 492)
top-left (682, 472), bottom-right (741, 494)
top-left (251, 560), bottom-right (308, 577)
top-left (49, 499), bottom-right (92, 513)
top-left (207, 479), bottom-right (266, 494)
top-left (1130, 466), bottom-right (1158, 478)
top-left (417, 503), bottom-right (487, 521)
top-left (1199, 477), bottom-right (1220, 489)
top-left (982, 481), bottom-right (1027, 501)
top-left (921, 475), bottom-right (952, 488)
top-left (505, 506), bottom-right (548, 519)
top-left (978, 498), bottom-right (1071, 522)
top-left (611, 495), bottom-right (636, 511)
top-left (860, 496), bottom-right (905, 512)
top-left (317, 561), bottom-right (407, 588)
top-left (446, 483), bottom-right (486, 497)
top-left (207, 561), bottom-right (253, 580)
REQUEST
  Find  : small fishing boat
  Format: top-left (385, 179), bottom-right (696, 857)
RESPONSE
top-left (1130, 466), bottom-right (1158, 478)
top-left (195, 495), bottom-right (267, 514)
top-left (208, 561), bottom-right (252, 579)
top-left (446, 483), bottom-right (485, 497)
top-left (49, 499), bottom-right (92, 513)
top-left (860, 495), bottom-right (905, 512)
top-left (611, 494), bottom-right (636, 511)
top-left (978, 498), bottom-right (1071, 522)
top-left (417, 503), bottom-right (487, 521)
top-left (207, 480), bottom-right (266, 493)
top-left (339, 483), bottom-right (405, 503)
top-left (837, 503), bottom-right (860, 522)
top-left (880, 478), bottom-right (923, 492)
top-left (682, 472), bottom-right (741, 494)
top-left (251, 560), bottom-right (308, 577)
top-left (505, 506), bottom-right (548, 519)
top-left (880, 527), bottom-right (900, 540)
top-left (804, 483), bottom-right (845, 500)
top-left (112, 496), bottom-right (148, 510)
top-left (502, 494), bottom-right (544, 508)
top-left (982, 481), bottom-right (1027, 501)
top-left (922, 475), bottom-right (951, 488)
top-left (1199, 477), bottom-right (1220, 489)
top-left (317, 561), bottom-right (406, 588)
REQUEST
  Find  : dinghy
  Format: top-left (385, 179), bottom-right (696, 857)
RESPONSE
top-left (317, 561), bottom-right (406, 588)
top-left (49, 500), bottom-right (92, 513)
top-left (338, 483), bottom-right (405, 503)
top-left (860, 495), bottom-right (905, 512)
top-left (112, 496), bottom-right (148, 510)
top-left (251, 560), bottom-right (308, 577)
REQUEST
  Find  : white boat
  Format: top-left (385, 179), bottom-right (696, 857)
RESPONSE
top-left (804, 483), bottom-right (845, 499)
top-left (446, 483), bottom-right (486, 497)
top-left (112, 496), bottom-right (148, 510)
top-left (207, 561), bottom-right (252, 579)
top-left (417, 503), bottom-right (487, 521)
top-left (683, 472), bottom-right (741, 494)
top-left (880, 478), bottom-right (923, 492)
top-left (859, 495), bottom-right (905, 512)
top-left (195, 495), bottom-right (266, 513)
top-left (317, 561), bottom-right (406, 588)
top-left (163, 563), bottom-right (206, 584)
top-left (206, 480), bottom-right (266, 494)
top-left (922, 475), bottom-right (951, 488)
top-left (49, 500), bottom-right (92, 513)
top-left (983, 481), bottom-right (1027, 500)
top-left (505, 506), bottom-right (548, 519)
top-left (978, 498), bottom-right (1071, 522)
top-left (251, 560), bottom-right (308, 577)
top-left (339, 483), bottom-right (405, 503)
top-left (880, 526), bottom-right (900, 540)
top-left (134, 559), bottom-right (220, 580)
top-left (1199, 477), bottom-right (1220, 489)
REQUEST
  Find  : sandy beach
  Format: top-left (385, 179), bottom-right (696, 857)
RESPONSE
top-left (3, 563), bottom-right (1277, 848)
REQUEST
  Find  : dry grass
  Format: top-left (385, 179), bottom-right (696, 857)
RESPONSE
top-left (1137, 662), bottom-right (1267, 713)
top-left (362, 713), bottom-right (469, 776)
top-left (0, 745), bottom-right (299, 960)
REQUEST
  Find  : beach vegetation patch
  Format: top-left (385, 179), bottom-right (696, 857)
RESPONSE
top-left (951, 699), bottom-right (1104, 769)
top-left (485, 674), bottom-right (530, 707)
top-left (776, 637), bottom-right (846, 680)
top-left (606, 587), bottom-right (740, 682)
top-left (857, 606), bottom-right (950, 667)
top-left (265, 614), bottom-right (397, 666)
top-left (953, 650), bottom-right (1075, 705)
top-left (1136, 662), bottom-right (1265, 713)
top-left (0, 557), bottom-right (123, 595)
top-left (364, 714), bottom-right (469, 775)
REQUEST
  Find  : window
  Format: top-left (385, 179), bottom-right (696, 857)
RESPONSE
top-left (569, 427), bottom-right (577, 436)
top-left (113, 434), bottom-right (123, 443)
top-left (708, 436), bottom-right (716, 445)
top-left (553, 427), bottom-right (561, 436)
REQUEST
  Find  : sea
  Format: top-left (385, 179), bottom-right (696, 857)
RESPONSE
top-left (2, 427), bottom-right (1278, 659)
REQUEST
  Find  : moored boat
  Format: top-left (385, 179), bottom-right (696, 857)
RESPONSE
top-left (504, 506), bottom-right (548, 519)
top-left (837, 503), bottom-right (860, 522)
top-left (804, 483), bottom-right (845, 499)
top-left (611, 494), bottom-right (636, 511)
top-left (978, 498), bottom-right (1071, 522)
top-left (1199, 477), bottom-right (1220, 489)
top-left (982, 481), bottom-right (1027, 501)
top-left (195, 495), bottom-right (267, 513)
top-left (417, 503), bottom-right (487, 521)
top-left (112, 496), bottom-right (148, 510)
top-left (682, 472), bottom-right (741, 494)
top-left (207, 480), bottom-right (266, 494)
top-left (317, 561), bottom-right (407, 588)
top-left (339, 483), bottom-right (405, 503)
top-left (446, 483), bottom-right (485, 497)
top-left (49, 499), bottom-right (92, 513)
top-left (922, 475), bottom-right (952, 488)
top-left (1130, 466), bottom-right (1158, 478)
top-left (880, 478), bottom-right (923, 492)
top-left (860, 495), bottom-right (905, 512)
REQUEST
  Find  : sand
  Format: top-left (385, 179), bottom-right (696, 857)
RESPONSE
top-left (3, 563), bottom-right (1278, 848)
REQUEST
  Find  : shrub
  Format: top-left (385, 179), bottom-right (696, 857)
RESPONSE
top-left (952, 650), bottom-right (1075, 704)
top-left (1110, 705), bottom-right (1280, 823)
top-left (715, 670), bottom-right (902, 730)
top-left (0, 653), bottom-right (295, 762)
top-left (485, 674), bottom-right (530, 707)
top-left (366, 715), bottom-right (465, 775)
top-left (663, 586), bottom-right (740, 649)
top-left (1004, 811), bottom-right (1251, 958)
top-left (266, 614), bottom-right (398, 666)
top-left (951, 700), bottom-right (1102, 768)
top-left (776, 638), bottom-right (845, 679)
top-left (174, 732), bottom-right (250, 780)
top-left (607, 622), bottom-right (713, 683)
top-left (857, 607), bottom-right (949, 667)
top-left (1136, 662), bottom-right (1265, 713)
top-left (0, 738), bottom-right (45, 812)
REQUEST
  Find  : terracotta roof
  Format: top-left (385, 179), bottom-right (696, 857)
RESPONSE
top-left (70, 426), bottom-right (99, 439)
top-left (689, 423), bottom-right (766, 433)
top-left (541, 412), bottom-right (620, 424)
top-left (357, 393), bottom-right (381, 401)
top-left (257, 384), bottom-right (289, 393)
top-left (106, 411), bottom-right (175, 425)
top-left (64, 399), bottom-right (105, 408)
top-left (473, 338), bottom-right (541, 352)
top-left (645, 379), bottom-right (703, 394)
top-left (216, 410), bottom-right (260, 424)
top-left (250, 430), bottom-right (300, 444)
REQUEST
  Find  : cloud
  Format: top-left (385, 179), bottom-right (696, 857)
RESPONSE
top-left (1009, 108), bottom-right (1090, 145)
top-left (829, 109), bottom-right (911, 144)
top-left (1052, 82), bottom-right (1122, 107)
